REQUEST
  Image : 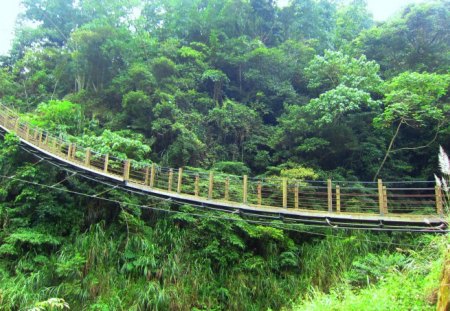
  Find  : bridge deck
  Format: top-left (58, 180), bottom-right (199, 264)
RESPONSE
top-left (0, 104), bottom-right (446, 231)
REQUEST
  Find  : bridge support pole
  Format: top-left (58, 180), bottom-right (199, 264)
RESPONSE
top-left (123, 160), bottom-right (130, 181)
top-left (168, 168), bottom-right (173, 192)
top-left (378, 179), bottom-right (384, 216)
top-left (150, 163), bottom-right (156, 188)
top-left (257, 181), bottom-right (262, 207)
top-left (44, 133), bottom-right (49, 146)
top-left (294, 183), bottom-right (299, 209)
top-left (208, 172), bottom-right (214, 199)
top-left (243, 175), bottom-right (248, 204)
top-left (104, 154), bottom-right (109, 173)
top-left (177, 168), bottom-right (183, 193)
top-left (85, 148), bottom-right (91, 166)
top-left (38, 131), bottom-right (43, 146)
top-left (435, 185), bottom-right (443, 216)
top-left (67, 144), bottom-right (72, 159)
top-left (71, 144), bottom-right (77, 160)
top-left (327, 179), bottom-right (333, 212)
top-left (282, 178), bottom-right (288, 208)
top-left (14, 118), bottom-right (19, 132)
top-left (194, 174), bottom-right (199, 197)
top-left (144, 166), bottom-right (150, 185)
top-left (25, 125), bottom-right (30, 140)
top-left (224, 177), bottom-right (230, 201)
top-left (336, 185), bottom-right (341, 213)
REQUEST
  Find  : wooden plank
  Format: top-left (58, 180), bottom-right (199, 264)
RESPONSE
top-left (435, 186), bottom-right (443, 216)
top-left (336, 185), bottom-right (341, 213)
top-left (327, 179), bottom-right (333, 212)
top-left (25, 125), bottom-right (29, 140)
top-left (282, 178), bottom-right (288, 208)
top-left (208, 171), bottom-right (214, 199)
top-left (150, 163), bottom-right (156, 188)
top-left (378, 179), bottom-right (384, 216)
top-left (168, 168), bottom-right (174, 192)
top-left (85, 148), bottom-right (91, 166)
top-left (104, 154), bottom-right (109, 173)
top-left (383, 186), bottom-right (388, 214)
top-left (195, 174), bottom-right (199, 197)
top-left (243, 175), bottom-right (248, 204)
top-left (177, 168), bottom-right (183, 194)
top-left (224, 177), bottom-right (230, 200)
top-left (294, 183), bottom-right (299, 209)
top-left (257, 181), bottom-right (262, 207)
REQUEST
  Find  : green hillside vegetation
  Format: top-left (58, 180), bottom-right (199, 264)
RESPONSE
top-left (0, 0), bottom-right (449, 310)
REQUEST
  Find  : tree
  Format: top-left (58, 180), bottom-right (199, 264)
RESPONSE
top-left (356, 1), bottom-right (450, 76)
top-left (373, 72), bottom-right (450, 180)
top-left (334, 0), bottom-right (373, 51)
top-left (201, 69), bottom-right (230, 105)
top-left (305, 50), bottom-right (383, 95)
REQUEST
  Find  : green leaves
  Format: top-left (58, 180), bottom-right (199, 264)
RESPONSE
top-left (305, 50), bottom-right (382, 94)
top-left (31, 100), bottom-right (84, 135)
top-left (304, 85), bottom-right (379, 127)
top-left (375, 72), bottom-right (450, 127)
top-left (6, 229), bottom-right (61, 246)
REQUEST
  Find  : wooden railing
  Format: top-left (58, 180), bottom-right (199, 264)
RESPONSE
top-left (0, 103), bottom-right (444, 218)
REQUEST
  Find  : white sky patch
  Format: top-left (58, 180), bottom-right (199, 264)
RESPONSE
top-left (0, 0), bottom-right (435, 56)
top-left (0, 0), bottom-right (22, 55)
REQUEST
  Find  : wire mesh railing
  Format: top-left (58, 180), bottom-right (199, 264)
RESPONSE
top-left (0, 103), bottom-right (445, 217)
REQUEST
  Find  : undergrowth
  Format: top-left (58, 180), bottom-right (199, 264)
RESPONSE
top-left (290, 234), bottom-right (448, 311)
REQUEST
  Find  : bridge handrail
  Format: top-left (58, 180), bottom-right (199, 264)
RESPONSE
top-left (0, 103), bottom-right (444, 217)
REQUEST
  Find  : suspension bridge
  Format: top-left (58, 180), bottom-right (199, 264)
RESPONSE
top-left (0, 103), bottom-right (447, 232)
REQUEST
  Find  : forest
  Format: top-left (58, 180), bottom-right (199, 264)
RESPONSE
top-left (0, 0), bottom-right (449, 310)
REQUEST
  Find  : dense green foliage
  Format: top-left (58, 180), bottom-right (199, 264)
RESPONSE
top-left (1, 0), bottom-right (448, 180)
top-left (0, 0), bottom-right (449, 309)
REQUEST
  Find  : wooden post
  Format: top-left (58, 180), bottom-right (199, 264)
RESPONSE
top-left (435, 185), bottom-right (444, 216)
top-left (177, 168), bottom-right (183, 193)
top-left (327, 179), bottom-right (333, 212)
top-left (71, 144), bottom-right (77, 160)
top-left (257, 181), bottom-right (262, 207)
top-left (194, 174), bottom-right (199, 197)
top-left (294, 183), bottom-right (299, 209)
top-left (149, 163), bottom-right (156, 188)
top-left (168, 168), bottom-right (174, 192)
top-left (243, 175), bottom-right (248, 204)
top-left (44, 133), bottom-right (49, 145)
top-left (378, 179), bottom-right (384, 216)
top-left (84, 148), bottom-right (91, 166)
top-left (224, 177), bottom-right (230, 200)
top-left (144, 166), bottom-right (150, 185)
top-left (123, 160), bottom-right (130, 181)
top-left (38, 132), bottom-right (43, 146)
top-left (67, 143), bottom-right (72, 159)
top-left (336, 185), bottom-right (341, 213)
top-left (25, 125), bottom-right (30, 140)
top-left (282, 178), bottom-right (288, 208)
top-left (208, 172), bottom-right (214, 199)
top-left (14, 118), bottom-right (19, 132)
top-left (104, 154), bottom-right (109, 173)
top-left (383, 186), bottom-right (388, 214)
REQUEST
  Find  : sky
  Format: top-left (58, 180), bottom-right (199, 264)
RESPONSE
top-left (0, 0), bottom-right (429, 56)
